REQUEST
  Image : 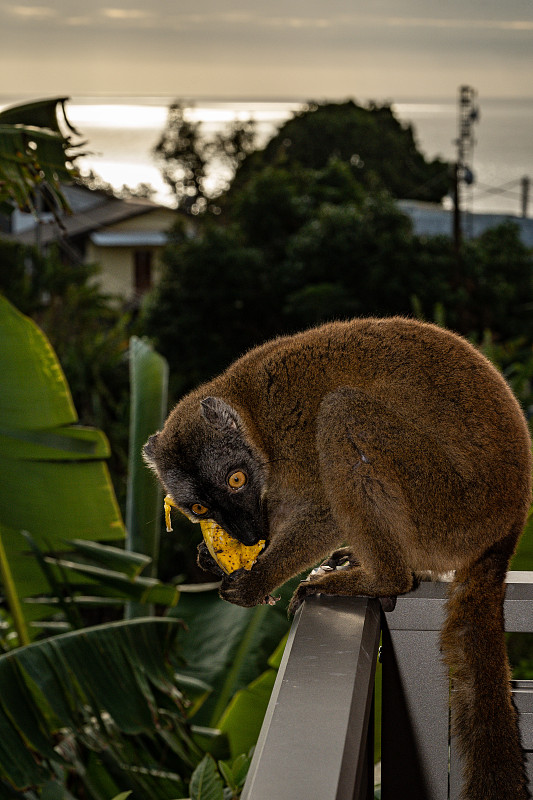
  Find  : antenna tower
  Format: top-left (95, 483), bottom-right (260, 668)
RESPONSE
top-left (455, 85), bottom-right (479, 239)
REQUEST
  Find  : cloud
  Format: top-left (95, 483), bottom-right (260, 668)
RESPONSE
top-left (64, 16), bottom-right (93, 26)
top-left (263, 16), bottom-right (332, 29)
top-left (381, 16), bottom-right (533, 31)
top-left (101, 8), bottom-right (153, 20)
top-left (1, 0), bottom-right (531, 99)
top-left (7, 4), bottom-right (55, 17)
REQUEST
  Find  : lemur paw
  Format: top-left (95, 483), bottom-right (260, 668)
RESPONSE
top-left (197, 541), bottom-right (225, 576)
top-left (321, 547), bottom-right (359, 569)
top-left (219, 567), bottom-right (278, 608)
top-left (288, 580), bottom-right (321, 616)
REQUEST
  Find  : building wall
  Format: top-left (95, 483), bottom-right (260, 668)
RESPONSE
top-left (86, 243), bottom-right (165, 300)
top-left (85, 208), bottom-right (178, 300)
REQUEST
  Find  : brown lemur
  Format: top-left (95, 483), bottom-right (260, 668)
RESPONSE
top-left (144, 317), bottom-right (532, 800)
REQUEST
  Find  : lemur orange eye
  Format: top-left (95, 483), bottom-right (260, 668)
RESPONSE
top-left (191, 503), bottom-right (208, 516)
top-left (228, 470), bottom-right (247, 490)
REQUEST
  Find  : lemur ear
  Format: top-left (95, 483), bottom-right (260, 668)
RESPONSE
top-left (200, 397), bottom-right (242, 433)
top-left (142, 433), bottom-right (160, 466)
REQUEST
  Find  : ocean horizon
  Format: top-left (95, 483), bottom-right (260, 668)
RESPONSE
top-left (1, 94), bottom-right (531, 216)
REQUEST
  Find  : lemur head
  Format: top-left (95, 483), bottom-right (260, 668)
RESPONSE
top-left (143, 396), bottom-right (268, 545)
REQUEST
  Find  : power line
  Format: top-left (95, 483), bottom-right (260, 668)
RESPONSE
top-left (475, 182), bottom-right (524, 200)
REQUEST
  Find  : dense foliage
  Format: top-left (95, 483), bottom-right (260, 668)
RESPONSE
top-left (143, 155), bottom-right (533, 399)
top-left (231, 101), bottom-right (447, 199)
top-left (0, 239), bottom-right (132, 502)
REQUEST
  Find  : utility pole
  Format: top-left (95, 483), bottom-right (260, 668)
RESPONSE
top-left (521, 176), bottom-right (530, 218)
top-left (452, 162), bottom-right (462, 264)
top-left (453, 86), bottom-right (479, 251)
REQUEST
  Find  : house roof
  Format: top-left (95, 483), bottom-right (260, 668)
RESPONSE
top-left (4, 183), bottom-right (178, 247)
top-left (90, 231), bottom-right (168, 247)
top-left (398, 200), bottom-right (533, 247)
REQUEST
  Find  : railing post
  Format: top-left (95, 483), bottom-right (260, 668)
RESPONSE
top-left (380, 573), bottom-right (533, 800)
top-left (241, 595), bottom-right (381, 800)
top-left (381, 582), bottom-right (450, 800)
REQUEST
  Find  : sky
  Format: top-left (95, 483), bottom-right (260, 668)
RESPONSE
top-left (1, 0), bottom-right (533, 101)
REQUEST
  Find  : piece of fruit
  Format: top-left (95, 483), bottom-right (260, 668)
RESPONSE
top-left (164, 494), bottom-right (265, 574)
top-left (200, 519), bottom-right (265, 574)
top-left (164, 494), bottom-right (176, 532)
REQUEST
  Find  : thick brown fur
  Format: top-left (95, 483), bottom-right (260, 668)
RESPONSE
top-left (144, 317), bottom-right (532, 800)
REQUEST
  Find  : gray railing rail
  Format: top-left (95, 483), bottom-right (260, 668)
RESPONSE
top-left (241, 572), bottom-right (533, 800)
top-left (241, 595), bottom-right (381, 800)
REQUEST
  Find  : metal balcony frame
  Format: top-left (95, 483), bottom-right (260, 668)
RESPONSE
top-left (242, 573), bottom-right (533, 800)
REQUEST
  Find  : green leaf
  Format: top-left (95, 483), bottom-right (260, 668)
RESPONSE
top-left (229, 753), bottom-right (252, 787)
top-left (171, 576), bottom-right (300, 728)
top-left (217, 759), bottom-right (235, 790)
top-left (65, 539), bottom-right (152, 579)
top-left (0, 98), bottom-right (78, 135)
top-left (217, 669), bottom-right (277, 758)
top-left (0, 295), bottom-right (76, 429)
top-left (44, 556), bottom-right (180, 606)
top-left (189, 755), bottom-right (224, 800)
top-left (0, 529), bottom-right (29, 645)
top-left (41, 780), bottom-right (71, 800)
top-left (0, 425), bottom-right (111, 461)
top-left (0, 296), bottom-right (125, 638)
top-left (267, 633), bottom-right (288, 669)
top-left (217, 752), bottom-right (252, 793)
top-left (110, 793), bottom-right (132, 800)
top-left (125, 337), bottom-right (168, 618)
top-left (0, 618), bottom-right (190, 790)
top-left (0, 98), bottom-right (82, 212)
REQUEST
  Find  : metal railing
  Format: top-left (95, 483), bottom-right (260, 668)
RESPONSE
top-left (241, 572), bottom-right (533, 800)
top-left (241, 595), bottom-right (380, 800)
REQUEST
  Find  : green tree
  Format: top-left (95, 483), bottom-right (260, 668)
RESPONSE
top-left (233, 100), bottom-right (449, 202)
top-left (153, 102), bottom-right (257, 214)
top-left (142, 224), bottom-right (285, 396)
top-left (145, 99), bottom-right (533, 412)
top-left (283, 193), bottom-right (416, 319)
top-left (461, 222), bottom-right (533, 339)
top-left (153, 102), bottom-right (209, 215)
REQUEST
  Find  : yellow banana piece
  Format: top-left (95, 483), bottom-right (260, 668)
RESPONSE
top-left (164, 495), bottom-right (265, 574)
top-left (200, 519), bottom-right (265, 574)
top-left (164, 494), bottom-right (176, 532)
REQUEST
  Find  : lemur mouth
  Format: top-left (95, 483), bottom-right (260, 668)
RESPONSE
top-left (229, 527), bottom-right (266, 547)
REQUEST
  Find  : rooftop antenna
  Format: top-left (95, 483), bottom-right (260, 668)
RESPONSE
top-left (453, 85), bottom-right (479, 250)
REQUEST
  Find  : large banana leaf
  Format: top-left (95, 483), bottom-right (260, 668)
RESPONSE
top-left (125, 337), bottom-right (168, 618)
top-left (0, 295), bottom-right (125, 641)
top-left (0, 617), bottom-right (200, 795)
top-left (0, 98), bottom-right (79, 134)
top-left (170, 577), bottom-right (300, 729)
top-left (21, 536), bottom-right (180, 633)
top-left (0, 97), bottom-right (81, 213)
top-left (216, 635), bottom-right (287, 758)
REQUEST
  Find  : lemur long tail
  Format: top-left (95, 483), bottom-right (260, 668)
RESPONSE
top-left (441, 528), bottom-right (530, 800)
